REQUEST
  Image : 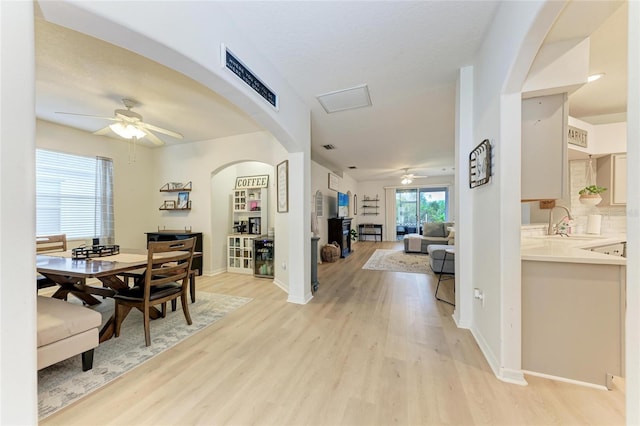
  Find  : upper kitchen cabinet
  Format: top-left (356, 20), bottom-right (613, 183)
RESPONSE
top-left (597, 153), bottom-right (627, 205)
top-left (521, 93), bottom-right (568, 201)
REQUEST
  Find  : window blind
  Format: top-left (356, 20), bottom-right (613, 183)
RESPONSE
top-left (36, 149), bottom-right (114, 240)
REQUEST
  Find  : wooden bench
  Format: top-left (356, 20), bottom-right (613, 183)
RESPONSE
top-left (37, 296), bottom-right (102, 371)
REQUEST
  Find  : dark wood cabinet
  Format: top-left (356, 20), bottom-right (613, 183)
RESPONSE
top-left (328, 218), bottom-right (352, 258)
top-left (145, 231), bottom-right (203, 275)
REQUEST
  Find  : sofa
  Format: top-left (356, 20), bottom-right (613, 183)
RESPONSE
top-left (403, 222), bottom-right (455, 253)
top-left (37, 296), bottom-right (102, 371)
top-left (427, 244), bottom-right (455, 274)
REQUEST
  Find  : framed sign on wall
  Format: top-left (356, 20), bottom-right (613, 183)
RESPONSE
top-left (469, 139), bottom-right (492, 188)
top-left (328, 173), bottom-right (340, 191)
top-left (277, 160), bottom-right (289, 213)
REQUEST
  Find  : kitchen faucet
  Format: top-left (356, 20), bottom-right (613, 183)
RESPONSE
top-left (547, 205), bottom-right (574, 235)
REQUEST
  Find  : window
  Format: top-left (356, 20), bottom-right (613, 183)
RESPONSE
top-left (36, 149), bottom-right (114, 241)
top-left (395, 187), bottom-right (448, 238)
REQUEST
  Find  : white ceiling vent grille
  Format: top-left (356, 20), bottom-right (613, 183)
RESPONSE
top-left (316, 84), bottom-right (372, 114)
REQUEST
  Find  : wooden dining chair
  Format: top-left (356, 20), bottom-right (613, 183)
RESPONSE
top-left (113, 237), bottom-right (196, 346)
top-left (36, 234), bottom-right (68, 290)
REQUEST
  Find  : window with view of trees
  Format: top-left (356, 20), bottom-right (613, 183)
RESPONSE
top-left (36, 149), bottom-right (114, 241)
top-left (395, 187), bottom-right (448, 237)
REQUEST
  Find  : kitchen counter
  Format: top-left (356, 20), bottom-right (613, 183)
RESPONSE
top-left (521, 232), bottom-right (626, 389)
top-left (521, 233), bottom-right (626, 265)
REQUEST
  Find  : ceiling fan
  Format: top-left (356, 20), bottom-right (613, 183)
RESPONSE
top-left (55, 98), bottom-right (183, 146)
top-left (400, 168), bottom-right (428, 184)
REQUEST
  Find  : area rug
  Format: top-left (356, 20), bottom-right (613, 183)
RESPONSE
top-left (38, 292), bottom-right (252, 419)
top-left (362, 249), bottom-right (430, 274)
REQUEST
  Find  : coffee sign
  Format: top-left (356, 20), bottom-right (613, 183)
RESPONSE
top-left (235, 175), bottom-right (269, 189)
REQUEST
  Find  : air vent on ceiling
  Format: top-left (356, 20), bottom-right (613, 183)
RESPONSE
top-left (316, 84), bottom-right (372, 114)
top-left (348, 166), bottom-right (357, 169)
top-left (322, 144), bottom-right (336, 150)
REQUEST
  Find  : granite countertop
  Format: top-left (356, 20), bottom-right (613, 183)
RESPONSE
top-left (521, 233), bottom-right (626, 265)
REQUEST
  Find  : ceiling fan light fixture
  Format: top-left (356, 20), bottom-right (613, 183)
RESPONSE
top-left (401, 177), bottom-right (412, 185)
top-left (110, 122), bottom-right (145, 139)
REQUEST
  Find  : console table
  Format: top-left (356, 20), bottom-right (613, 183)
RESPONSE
top-left (358, 223), bottom-right (383, 242)
top-left (145, 231), bottom-right (203, 275)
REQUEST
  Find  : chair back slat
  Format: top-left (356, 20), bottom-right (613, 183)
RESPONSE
top-left (145, 238), bottom-right (196, 294)
top-left (36, 234), bottom-right (67, 253)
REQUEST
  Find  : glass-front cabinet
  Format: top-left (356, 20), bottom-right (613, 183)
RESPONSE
top-left (227, 234), bottom-right (254, 274)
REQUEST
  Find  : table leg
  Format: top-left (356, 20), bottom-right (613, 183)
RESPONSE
top-left (42, 273), bottom-right (102, 306)
top-left (435, 251), bottom-right (455, 306)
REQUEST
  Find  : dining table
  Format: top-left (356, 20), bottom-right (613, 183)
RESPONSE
top-left (36, 248), bottom-right (199, 342)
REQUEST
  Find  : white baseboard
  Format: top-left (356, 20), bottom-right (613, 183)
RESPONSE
top-left (470, 326), bottom-right (527, 386)
top-left (273, 278), bottom-right (288, 293)
top-left (522, 370), bottom-right (608, 391)
top-left (205, 267), bottom-right (227, 276)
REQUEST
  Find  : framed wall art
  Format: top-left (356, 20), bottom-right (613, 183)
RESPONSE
top-left (469, 139), bottom-right (492, 188)
top-left (277, 160), bottom-right (289, 213)
top-left (328, 173), bottom-right (340, 191)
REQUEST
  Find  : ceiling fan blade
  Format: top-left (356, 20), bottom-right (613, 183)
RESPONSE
top-left (139, 122), bottom-right (183, 139)
top-left (140, 127), bottom-right (165, 146)
top-left (55, 111), bottom-right (118, 121)
top-left (93, 126), bottom-right (112, 136)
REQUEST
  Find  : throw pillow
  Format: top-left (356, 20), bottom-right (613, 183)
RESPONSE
top-left (423, 222), bottom-right (444, 237)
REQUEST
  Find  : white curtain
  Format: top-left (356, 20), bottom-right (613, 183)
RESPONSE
top-left (384, 187), bottom-right (396, 241)
top-left (95, 156), bottom-right (114, 244)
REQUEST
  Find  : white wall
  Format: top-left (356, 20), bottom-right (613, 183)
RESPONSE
top-left (36, 120), bottom-right (155, 249)
top-left (467, 0), bottom-right (565, 384)
top-left (311, 161), bottom-right (359, 261)
top-left (0, 1), bottom-right (38, 422)
top-left (568, 117), bottom-right (627, 156)
top-left (152, 131), bottom-right (285, 279)
top-left (208, 161), bottom-right (275, 275)
top-left (626, 2), bottom-right (640, 421)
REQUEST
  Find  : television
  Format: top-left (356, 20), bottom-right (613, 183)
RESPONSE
top-left (337, 192), bottom-right (349, 218)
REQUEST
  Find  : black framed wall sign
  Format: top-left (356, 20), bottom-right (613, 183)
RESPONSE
top-left (469, 139), bottom-right (492, 188)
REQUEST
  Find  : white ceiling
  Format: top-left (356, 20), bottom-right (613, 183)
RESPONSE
top-left (35, 1), bottom-right (627, 183)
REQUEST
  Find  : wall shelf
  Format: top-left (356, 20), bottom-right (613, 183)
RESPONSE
top-left (160, 181), bottom-right (192, 211)
top-left (361, 196), bottom-right (380, 216)
top-left (160, 181), bottom-right (192, 192)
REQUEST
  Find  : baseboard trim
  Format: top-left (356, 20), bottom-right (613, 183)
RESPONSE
top-left (470, 326), bottom-right (527, 386)
top-left (273, 278), bottom-right (288, 293)
top-left (522, 370), bottom-right (608, 391)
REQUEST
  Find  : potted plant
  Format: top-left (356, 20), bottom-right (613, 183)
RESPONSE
top-left (350, 228), bottom-right (358, 241)
top-left (578, 185), bottom-right (607, 205)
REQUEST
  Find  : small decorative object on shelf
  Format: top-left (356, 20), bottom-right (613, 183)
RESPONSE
top-left (160, 181), bottom-right (192, 192)
top-left (72, 244), bottom-right (120, 259)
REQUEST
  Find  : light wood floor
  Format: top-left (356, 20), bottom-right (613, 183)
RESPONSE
top-left (42, 241), bottom-right (625, 425)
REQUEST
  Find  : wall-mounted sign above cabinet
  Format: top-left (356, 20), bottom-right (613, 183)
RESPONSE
top-left (235, 175), bottom-right (269, 189)
top-left (568, 125), bottom-right (588, 148)
top-left (222, 44), bottom-right (278, 110)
